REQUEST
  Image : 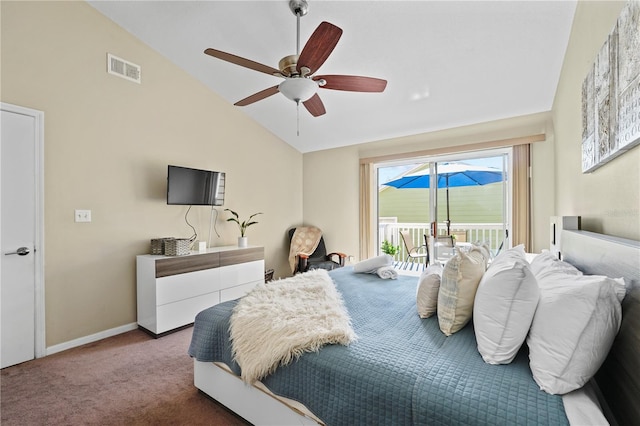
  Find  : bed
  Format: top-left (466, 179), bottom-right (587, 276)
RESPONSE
top-left (188, 230), bottom-right (640, 425)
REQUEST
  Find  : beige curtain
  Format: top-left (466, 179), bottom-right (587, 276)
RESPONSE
top-left (512, 144), bottom-right (531, 251)
top-left (359, 163), bottom-right (374, 260)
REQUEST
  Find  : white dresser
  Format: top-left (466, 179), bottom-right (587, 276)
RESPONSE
top-left (136, 246), bottom-right (264, 337)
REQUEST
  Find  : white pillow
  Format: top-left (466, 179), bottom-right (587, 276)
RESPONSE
top-left (527, 272), bottom-right (626, 394)
top-left (353, 254), bottom-right (392, 273)
top-left (474, 245), bottom-right (539, 364)
top-left (529, 250), bottom-right (581, 279)
top-left (416, 264), bottom-right (443, 318)
top-left (437, 247), bottom-right (488, 336)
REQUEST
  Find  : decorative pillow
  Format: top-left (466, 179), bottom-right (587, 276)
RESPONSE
top-left (474, 245), bottom-right (539, 364)
top-left (437, 248), bottom-right (488, 336)
top-left (529, 250), bottom-right (581, 279)
top-left (472, 242), bottom-right (491, 261)
top-left (527, 272), bottom-right (626, 394)
top-left (416, 264), bottom-right (443, 318)
top-left (353, 254), bottom-right (392, 274)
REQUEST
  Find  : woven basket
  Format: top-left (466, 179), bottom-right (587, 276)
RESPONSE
top-left (150, 237), bottom-right (175, 255)
top-left (164, 238), bottom-right (191, 256)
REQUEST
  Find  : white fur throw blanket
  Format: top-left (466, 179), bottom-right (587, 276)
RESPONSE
top-left (229, 269), bottom-right (357, 384)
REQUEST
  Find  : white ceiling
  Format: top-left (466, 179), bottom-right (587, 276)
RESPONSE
top-left (87, 1), bottom-right (577, 153)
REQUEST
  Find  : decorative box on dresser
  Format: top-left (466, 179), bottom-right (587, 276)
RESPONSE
top-left (136, 246), bottom-right (264, 337)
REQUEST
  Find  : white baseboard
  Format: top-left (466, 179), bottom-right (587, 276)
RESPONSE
top-left (45, 322), bottom-right (138, 356)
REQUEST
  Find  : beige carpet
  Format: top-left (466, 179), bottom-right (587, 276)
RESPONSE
top-left (1, 327), bottom-right (249, 425)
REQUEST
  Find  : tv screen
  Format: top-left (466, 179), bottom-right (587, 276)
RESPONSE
top-left (167, 165), bottom-right (225, 206)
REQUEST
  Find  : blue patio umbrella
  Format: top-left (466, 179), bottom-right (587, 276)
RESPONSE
top-left (382, 162), bottom-right (505, 235)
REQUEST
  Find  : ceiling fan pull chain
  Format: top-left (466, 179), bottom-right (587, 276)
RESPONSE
top-left (296, 101), bottom-right (300, 136)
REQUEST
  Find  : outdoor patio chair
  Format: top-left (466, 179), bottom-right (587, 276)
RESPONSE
top-left (400, 230), bottom-right (429, 266)
top-left (432, 235), bottom-right (456, 263)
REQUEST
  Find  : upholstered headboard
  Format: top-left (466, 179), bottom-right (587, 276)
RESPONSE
top-left (561, 230), bottom-right (640, 425)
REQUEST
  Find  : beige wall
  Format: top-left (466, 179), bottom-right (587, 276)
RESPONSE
top-left (2, 1), bottom-right (303, 346)
top-left (530, 118), bottom-right (557, 252)
top-left (302, 146), bottom-right (361, 262)
top-left (552, 1), bottom-right (639, 240)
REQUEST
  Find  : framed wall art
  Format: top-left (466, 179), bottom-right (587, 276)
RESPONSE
top-left (582, 0), bottom-right (640, 173)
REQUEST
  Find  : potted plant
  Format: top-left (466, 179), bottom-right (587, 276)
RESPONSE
top-left (381, 240), bottom-right (400, 257)
top-left (225, 209), bottom-right (263, 247)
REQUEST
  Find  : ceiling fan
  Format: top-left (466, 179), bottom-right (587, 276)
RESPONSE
top-left (204, 0), bottom-right (387, 118)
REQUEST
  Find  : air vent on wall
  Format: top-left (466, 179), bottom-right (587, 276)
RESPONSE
top-left (107, 53), bottom-right (141, 84)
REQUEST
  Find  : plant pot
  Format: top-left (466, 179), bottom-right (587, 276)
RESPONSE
top-left (238, 236), bottom-right (248, 248)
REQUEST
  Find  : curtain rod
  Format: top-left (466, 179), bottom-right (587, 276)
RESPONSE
top-left (359, 133), bottom-right (545, 164)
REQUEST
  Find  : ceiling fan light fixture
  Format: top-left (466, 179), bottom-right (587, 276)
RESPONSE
top-left (278, 77), bottom-right (318, 102)
top-left (204, 4), bottom-right (386, 118)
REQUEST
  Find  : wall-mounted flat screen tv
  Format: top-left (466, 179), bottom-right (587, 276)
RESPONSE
top-left (167, 165), bottom-right (225, 206)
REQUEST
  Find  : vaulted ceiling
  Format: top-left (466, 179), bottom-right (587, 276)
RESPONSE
top-left (88, 1), bottom-right (577, 153)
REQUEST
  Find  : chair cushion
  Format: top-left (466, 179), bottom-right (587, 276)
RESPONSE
top-left (308, 260), bottom-right (341, 271)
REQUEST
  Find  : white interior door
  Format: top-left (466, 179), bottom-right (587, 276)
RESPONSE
top-left (1, 104), bottom-right (45, 368)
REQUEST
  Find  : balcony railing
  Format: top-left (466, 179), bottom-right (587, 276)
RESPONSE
top-left (379, 222), bottom-right (507, 264)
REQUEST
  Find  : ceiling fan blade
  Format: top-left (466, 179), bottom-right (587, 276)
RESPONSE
top-left (302, 93), bottom-right (326, 117)
top-left (315, 75), bottom-right (387, 92)
top-left (204, 48), bottom-right (281, 77)
top-left (297, 22), bottom-right (343, 75)
top-left (234, 85), bottom-right (280, 106)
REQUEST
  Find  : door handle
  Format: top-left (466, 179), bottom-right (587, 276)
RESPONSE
top-left (4, 247), bottom-right (30, 256)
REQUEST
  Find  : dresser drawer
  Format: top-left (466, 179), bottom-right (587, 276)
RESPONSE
top-left (220, 281), bottom-right (261, 303)
top-left (219, 260), bottom-right (264, 286)
top-left (156, 292), bottom-right (220, 333)
top-left (156, 267), bottom-right (221, 306)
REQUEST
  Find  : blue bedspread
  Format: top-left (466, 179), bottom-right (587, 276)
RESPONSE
top-left (188, 266), bottom-right (568, 426)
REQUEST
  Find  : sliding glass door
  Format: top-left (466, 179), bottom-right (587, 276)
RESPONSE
top-left (376, 149), bottom-right (510, 265)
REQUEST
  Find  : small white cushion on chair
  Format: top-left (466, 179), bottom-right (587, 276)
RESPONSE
top-left (474, 245), bottom-right (539, 364)
top-left (527, 272), bottom-right (625, 394)
top-left (416, 264), bottom-right (443, 318)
